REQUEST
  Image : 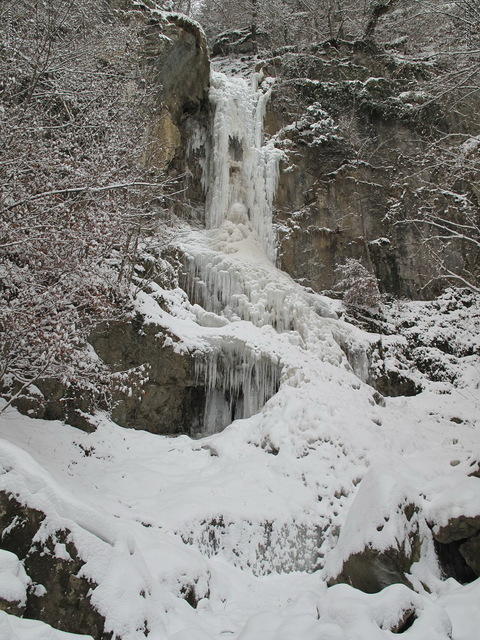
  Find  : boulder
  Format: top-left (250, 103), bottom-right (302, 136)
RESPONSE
top-left (430, 513), bottom-right (480, 582)
top-left (0, 491), bottom-right (108, 638)
top-left (91, 319), bottom-right (207, 435)
top-left (325, 466), bottom-right (422, 593)
top-left (427, 476), bottom-right (480, 582)
top-left (328, 522), bottom-right (421, 594)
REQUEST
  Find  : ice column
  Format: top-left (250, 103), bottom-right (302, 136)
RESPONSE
top-left (195, 346), bottom-right (282, 435)
top-left (206, 71), bottom-right (282, 261)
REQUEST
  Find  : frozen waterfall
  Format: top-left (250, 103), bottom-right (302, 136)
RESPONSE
top-left (205, 71), bottom-right (282, 262)
top-left (182, 68), bottom-right (288, 435)
top-left (181, 67), bottom-right (357, 436)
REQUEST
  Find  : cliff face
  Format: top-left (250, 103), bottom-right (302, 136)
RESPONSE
top-left (85, 8), bottom-right (211, 434)
top-left (262, 42), bottom-right (479, 298)
top-left (138, 10), bottom-right (210, 209)
top-left (91, 321), bottom-right (206, 436)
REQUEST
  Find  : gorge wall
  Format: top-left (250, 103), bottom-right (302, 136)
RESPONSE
top-left (260, 41), bottom-right (479, 299)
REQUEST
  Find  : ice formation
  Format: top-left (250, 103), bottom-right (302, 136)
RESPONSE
top-left (194, 343), bottom-right (281, 435)
top-left (204, 71), bottom-right (282, 261)
top-left (181, 69), bottom-right (289, 434)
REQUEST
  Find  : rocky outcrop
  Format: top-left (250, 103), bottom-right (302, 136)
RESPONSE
top-left (84, 10), bottom-right (211, 437)
top-left (364, 287), bottom-right (479, 396)
top-left (11, 379), bottom-right (99, 433)
top-left (328, 543), bottom-right (420, 594)
top-left (458, 535), bottom-right (480, 576)
top-left (434, 515), bottom-right (480, 545)
top-left (91, 319), bottom-right (206, 436)
top-left (0, 492), bottom-right (108, 638)
top-left (262, 41), bottom-right (478, 298)
top-left (324, 465), bottom-right (425, 593)
top-left (211, 27), bottom-right (269, 56)
top-left (138, 10), bottom-right (210, 212)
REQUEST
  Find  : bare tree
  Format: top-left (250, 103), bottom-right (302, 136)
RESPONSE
top-left (195, 0), bottom-right (406, 50)
top-left (385, 130), bottom-right (480, 294)
top-left (364, 0), bottom-right (399, 40)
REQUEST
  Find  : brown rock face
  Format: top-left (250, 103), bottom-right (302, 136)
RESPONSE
top-left (0, 598), bottom-right (25, 617)
top-left (91, 320), bottom-right (206, 436)
top-left (139, 12), bottom-right (211, 213)
top-left (433, 515), bottom-right (480, 545)
top-left (11, 379), bottom-right (98, 433)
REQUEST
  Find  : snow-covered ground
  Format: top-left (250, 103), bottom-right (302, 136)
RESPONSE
top-left (0, 65), bottom-right (479, 640)
top-left (0, 341), bottom-right (478, 640)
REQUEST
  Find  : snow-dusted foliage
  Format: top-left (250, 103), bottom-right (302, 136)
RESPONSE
top-left (196, 0), bottom-right (400, 46)
top-left (387, 135), bottom-right (480, 294)
top-left (196, 0), bottom-right (479, 53)
top-left (293, 102), bottom-right (340, 147)
top-left (335, 258), bottom-right (382, 308)
top-left (0, 0), bottom-right (172, 409)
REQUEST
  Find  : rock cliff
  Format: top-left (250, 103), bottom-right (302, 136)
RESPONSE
top-left (261, 41), bottom-right (479, 298)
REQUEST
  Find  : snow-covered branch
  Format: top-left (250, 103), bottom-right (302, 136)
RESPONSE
top-left (0, 0), bottom-right (176, 411)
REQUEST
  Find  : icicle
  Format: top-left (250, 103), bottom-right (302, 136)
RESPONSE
top-left (194, 344), bottom-right (282, 435)
top-left (183, 249), bottom-right (330, 341)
